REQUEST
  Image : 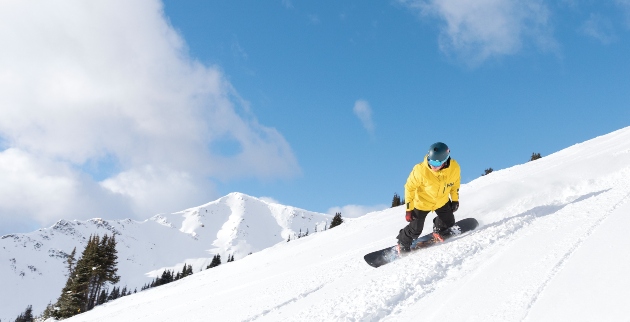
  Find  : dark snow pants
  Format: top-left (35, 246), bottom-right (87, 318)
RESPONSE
top-left (396, 201), bottom-right (456, 247)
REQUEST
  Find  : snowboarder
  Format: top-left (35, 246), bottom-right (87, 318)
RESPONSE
top-left (396, 142), bottom-right (461, 254)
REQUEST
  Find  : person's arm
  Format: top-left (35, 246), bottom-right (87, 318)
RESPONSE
top-left (450, 163), bottom-right (461, 212)
top-left (404, 164), bottom-right (422, 211)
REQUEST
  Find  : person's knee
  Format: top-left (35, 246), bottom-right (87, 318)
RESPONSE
top-left (433, 216), bottom-right (454, 229)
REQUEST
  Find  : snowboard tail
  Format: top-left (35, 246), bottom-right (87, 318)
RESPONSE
top-left (363, 217), bottom-right (478, 268)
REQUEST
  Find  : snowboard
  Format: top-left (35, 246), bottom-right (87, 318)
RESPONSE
top-left (364, 217), bottom-right (479, 268)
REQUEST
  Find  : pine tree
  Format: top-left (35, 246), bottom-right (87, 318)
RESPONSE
top-left (97, 289), bottom-right (108, 305)
top-left (84, 234), bottom-right (120, 310)
top-left (391, 193), bottom-right (403, 207)
top-left (107, 286), bottom-right (121, 301)
top-left (158, 270), bottom-right (174, 285)
top-left (179, 263), bottom-right (193, 279)
top-left (530, 152), bottom-right (542, 161)
top-left (207, 254), bottom-right (222, 269)
top-left (187, 264), bottom-right (193, 275)
top-left (65, 247), bottom-right (76, 277)
top-left (51, 234), bottom-right (120, 318)
top-left (329, 212), bottom-right (344, 229)
top-left (39, 303), bottom-right (55, 321)
top-left (180, 264), bottom-right (186, 278)
top-left (482, 168), bottom-right (494, 176)
top-left (14, 305), bottom-right (33, 322)
top-left (53, 236), bottom-right (96, 319)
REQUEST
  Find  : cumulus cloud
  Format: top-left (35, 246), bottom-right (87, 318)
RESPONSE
top-left (0, 148), bottom-right (133, 231)
top-left (327, 204), bottom-right (388, 218)
top-left (0, 0), bottom-right (300, 234)
top-left (353, 100), bottom-right (375, 134)
top-left (398, 0), bottom-right (557, 65)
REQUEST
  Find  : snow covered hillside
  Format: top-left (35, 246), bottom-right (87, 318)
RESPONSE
top-left (53, 126), bottom-right (630, 322)
top-left (0, 193), bottom-right (331, 321)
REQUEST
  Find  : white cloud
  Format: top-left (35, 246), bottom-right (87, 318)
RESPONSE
top-left (231, 37), bottom-right (249, 60)
top-left (282, 0), bottom-right (294, 9)
top-left (259, 196), bottom-right (281, 204)
top-left (0, 0), bottom-right (300, 234)
top-left (353, 100), bottom-right (375, 134)
top-left (327, 204), bottom-right (388, 218)
top-left (308, 14), bottom-right (321, 24)
top-left (101, 165), bottom-right (215, 217)
top-left (617, 0), bottom-right (630, 27)
top-left (0, 148), bottom-right (133, 230)
top-left (398, 0), bottom-right (557, 65)
top-left (581, 14), bottom-right (616, 44)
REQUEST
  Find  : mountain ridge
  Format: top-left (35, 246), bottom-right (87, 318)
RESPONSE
top-left (0, 192), bottom-right (332, 320)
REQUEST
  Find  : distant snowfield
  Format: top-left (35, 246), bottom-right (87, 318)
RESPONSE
top-left (52, 126), bottom-right (630, 322)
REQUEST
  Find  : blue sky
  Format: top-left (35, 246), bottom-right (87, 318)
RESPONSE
top-left (160, 1), bottom-right (630, 207)
top-left (0, 0), bottom-right (629, 235)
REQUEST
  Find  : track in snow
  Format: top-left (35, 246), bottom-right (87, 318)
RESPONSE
top-left (256, 174), bottom-right (630, 321)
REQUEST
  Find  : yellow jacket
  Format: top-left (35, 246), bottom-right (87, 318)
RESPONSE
top-left (405, 156), bottom-right (461, 211)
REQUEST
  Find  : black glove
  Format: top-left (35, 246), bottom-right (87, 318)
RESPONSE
top-left (451, 201), bottom-right (459, 213)
top-left (405, 210), bottom-right (414, 222)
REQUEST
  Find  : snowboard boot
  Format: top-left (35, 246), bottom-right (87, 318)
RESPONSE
top-left (432, 216), bottom-right (455, 242)
top-left (396, 243), bottom-right (411, 256)
top-left (432, 226), bottom-right (451, 243)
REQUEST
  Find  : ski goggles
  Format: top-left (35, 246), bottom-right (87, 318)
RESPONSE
top-left (428, 156), bottom-right (449, 167)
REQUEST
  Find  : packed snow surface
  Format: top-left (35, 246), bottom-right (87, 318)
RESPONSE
top-left (6, 126), bottom-right (630, 321)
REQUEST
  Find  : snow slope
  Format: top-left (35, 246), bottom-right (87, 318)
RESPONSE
top-left (56, 126), bottom-right (630, 322)
top-left (0, 193), bottom-right (331, 321)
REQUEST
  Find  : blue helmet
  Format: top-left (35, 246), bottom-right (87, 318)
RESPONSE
top-left (427, 142), bottom-right (450, 167)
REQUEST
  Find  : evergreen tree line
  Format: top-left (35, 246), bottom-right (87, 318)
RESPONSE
top-left (482, 152), bottom-right (543, 177)
top-left (17, 290), bottom-right (134, 322)
top-left (140, 254), bottom-right (234, 292)
top-left (39, 234), bottom-right (120, 320)
top-left (287, 226), bottom-right (313, 242)
top-left (206, 254), bottom-right (235, 269)
top-left (142, 263), bottom-right (193, 290)
top-left (286, 213), bottom-right (344, 242)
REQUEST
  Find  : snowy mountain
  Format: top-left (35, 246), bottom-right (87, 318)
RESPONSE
top-left (0, 193), bottom-right (332, 321)
top-left (43, 125), bottom-right (630, 322)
